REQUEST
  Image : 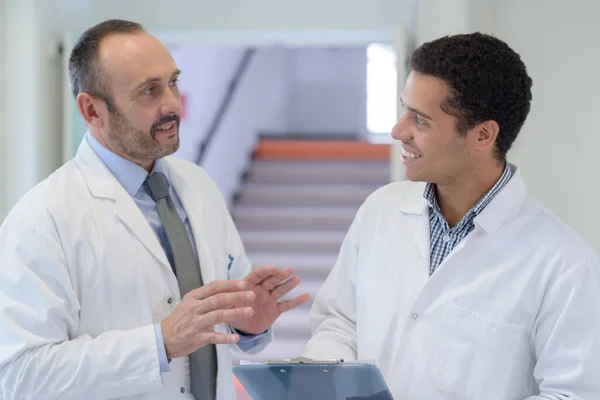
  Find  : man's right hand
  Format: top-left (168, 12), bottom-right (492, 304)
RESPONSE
top-left (161, 280), bottom-right (256, 359)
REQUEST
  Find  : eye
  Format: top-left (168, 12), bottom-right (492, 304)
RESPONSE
top-left (169, 78), bottom-right (179, 87)
top-left (144, 86), bottom-right (155, 96)
top-left (414, 114), bottom-right (426, 126)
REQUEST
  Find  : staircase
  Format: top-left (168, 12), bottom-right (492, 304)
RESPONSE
top-left (230, 139), bottom-right (391, 364)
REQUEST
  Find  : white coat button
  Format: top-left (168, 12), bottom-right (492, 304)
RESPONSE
top-left (167, 297), bottom-right (173, 304)
top-left (412, 313), bottom-right (419, 320)
top-left (443, 234), bottom-right (450, 243)
top-left (180, 387), bottom-right (185, 393)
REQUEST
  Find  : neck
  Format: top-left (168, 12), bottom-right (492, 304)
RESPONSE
top-left (435, 162), bottom-right (505, 228)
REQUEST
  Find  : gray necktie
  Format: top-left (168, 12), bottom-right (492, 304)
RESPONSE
top-left (145, 172), bottom-right (218, 400)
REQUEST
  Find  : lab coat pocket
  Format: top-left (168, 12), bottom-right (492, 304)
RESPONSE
top-left (429, 302), bottom-right (525, 400)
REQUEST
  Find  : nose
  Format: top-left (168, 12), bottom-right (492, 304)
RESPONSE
top-left (391, 113), bottom-right (413, 142)
top-left (160, 86), bottom-right (181, 117)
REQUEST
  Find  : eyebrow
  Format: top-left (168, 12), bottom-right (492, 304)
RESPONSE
top-left (133, 69), bottom-right (181, 93)
top-left (399, 97), bottom-right (433, 120)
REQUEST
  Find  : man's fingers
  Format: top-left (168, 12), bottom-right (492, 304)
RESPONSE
top-left (197, 291), bottom-right (255, 314)
top-left (190, 280), bottom-right (248, 300)
top-left (260, 267), bottom-right (294, 291)
top-left (244, 265), bottom-right (279, 285)
top-left (197, 332), bottom-right (240, 346)
top-left (200, 307), bottom-right (254, 327)
top-left (278, 293), bottom-right (311, 313)
top-left (270, 275), bottom-right (301, 299)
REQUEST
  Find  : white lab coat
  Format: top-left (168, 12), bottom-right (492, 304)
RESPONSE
top-left (303, 165), bottom-right (600, 400)
top-left (0, 139), bottom-right (270, 400)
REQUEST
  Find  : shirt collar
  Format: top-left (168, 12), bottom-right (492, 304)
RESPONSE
top-left (423, 163), bottom-right (513, 226)
top-left (85, 132), bottom-right (170, 196)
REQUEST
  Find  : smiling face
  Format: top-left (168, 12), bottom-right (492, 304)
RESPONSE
top-left (391, 71), bottom-right (479, 186)
top-left (79, 31), bottom-right (182, 169)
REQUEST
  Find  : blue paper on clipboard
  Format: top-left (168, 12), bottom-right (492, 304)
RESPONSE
top-left (233, 357), bottom-right (393, 400)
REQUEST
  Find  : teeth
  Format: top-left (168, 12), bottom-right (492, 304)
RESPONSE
top-left (401, 147), bottom-right (421, 159)
top-left (158, 123), bottom-right (174, 131)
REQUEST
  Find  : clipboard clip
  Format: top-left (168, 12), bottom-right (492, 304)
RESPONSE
top-left (265, 356), bottom-right (344, 365)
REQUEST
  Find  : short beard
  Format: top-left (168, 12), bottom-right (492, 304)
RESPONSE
top-left (105, 97), bottom-right (180, 164)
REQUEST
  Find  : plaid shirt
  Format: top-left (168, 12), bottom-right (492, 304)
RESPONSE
top-left (425, 164), bottom-right (512, 275)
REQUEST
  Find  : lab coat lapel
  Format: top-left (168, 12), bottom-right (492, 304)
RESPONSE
top-left (426, 164), bottom-right (527, 276)
top-left (74, 139), bottom-right (172, 272)
top-left (397, 182), bottom-right (431, 272)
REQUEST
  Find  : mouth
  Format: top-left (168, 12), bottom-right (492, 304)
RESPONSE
top-left (401, 147), bottom-right (422, 163)
top-left (154, 121), bottom-right (178, 136)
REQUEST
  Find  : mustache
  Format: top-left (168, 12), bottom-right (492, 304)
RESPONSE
top-left (151, 114), bottom-right (180, 133)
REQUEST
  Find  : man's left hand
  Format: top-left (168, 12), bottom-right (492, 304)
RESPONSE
top-left (229, 265), bottom-right (311, 335)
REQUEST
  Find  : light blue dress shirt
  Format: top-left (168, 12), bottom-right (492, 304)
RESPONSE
top-left (86, 133), bottom-right (268, 373)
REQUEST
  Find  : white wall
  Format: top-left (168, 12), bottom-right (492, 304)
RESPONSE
top-left (495, 0), bottom-right (600, 253)
top-left (57, 0), bottom-right (417, 32)
top-left (2, 0), bottom-right (40, 219)
top-left (0, 0), bottom-right (66, 222)
top-left (286, 47), bottom-right (367, 137)
top-left (36, 4), bottom-right (65, 182)
top-left (416, 0), bottom-right (470, 43)
top-left (0, 0), bottom-right (6, 221)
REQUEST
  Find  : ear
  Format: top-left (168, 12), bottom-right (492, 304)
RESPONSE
top-left (471, 120), bottom-right (500, 152)
top-left (76, 93), bottom-right (106, 130)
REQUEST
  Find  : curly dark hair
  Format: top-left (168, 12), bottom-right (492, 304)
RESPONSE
top-left (408, 32), bottom-right (533, 162)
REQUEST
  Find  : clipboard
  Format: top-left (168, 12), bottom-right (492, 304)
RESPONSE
top-left (233, 357), bottom-right (394, 400)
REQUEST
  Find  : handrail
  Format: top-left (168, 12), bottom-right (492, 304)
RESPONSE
top-left (195, 47), bottom-right (257, 165)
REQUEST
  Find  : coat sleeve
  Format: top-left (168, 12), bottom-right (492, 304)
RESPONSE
top-left (301, 203), bottom-right (364, 362)
top-left (524, 249), bottom-right (600, 399)
top-left (0, 213), bottom-right (164, 400)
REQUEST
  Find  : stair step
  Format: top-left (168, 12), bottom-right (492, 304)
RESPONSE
top-left (233, 206), bottom-right (356, 230)
top-left (249, 251), bottom-right (337, 278)
top-left (271, 307), bottom-right (313, 339)
top-left (246, 269), bottom-right (325, 300)
top-left (236, 183), bottom-right (377, 207)
top-left (240, 230), bottom-right (346, 253)
top-left (254, 139), bottom-right (391, 161)
top-left (245, 160), bottom-right (390, 185)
